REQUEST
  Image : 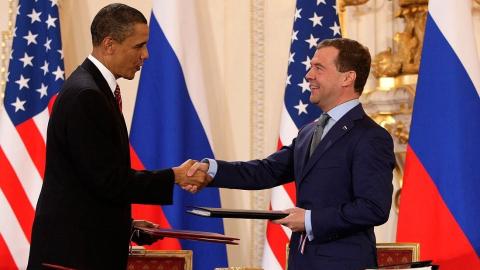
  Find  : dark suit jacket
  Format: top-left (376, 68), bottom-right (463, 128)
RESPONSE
top-left (28, 59), bottom-right (175, 270)
top-left (212, 104), bottom-right (394, 270)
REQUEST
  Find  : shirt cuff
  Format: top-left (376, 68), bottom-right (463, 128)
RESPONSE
top-left (201, 158), bottom-right (218, 178)
top-left (305, 210), bottom-right (314, 241)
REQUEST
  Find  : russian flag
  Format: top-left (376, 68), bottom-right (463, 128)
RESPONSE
top-left (129, 1), bottom-right (227, 269)
top-left (397, 0), bottom-right (480, 269)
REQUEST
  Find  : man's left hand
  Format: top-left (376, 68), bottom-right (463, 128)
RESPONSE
top-left (131, 220), bottom-right (160, 246)
top-left (133, 219), bottom-right (158, 229)
top-left (272, 207), bottom-right (306, 232)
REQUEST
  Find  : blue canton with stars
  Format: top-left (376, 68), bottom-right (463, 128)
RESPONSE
top-left (4, 0), bottom-right (64, 126)
top-left (285, 0), bottom-right (341, 129)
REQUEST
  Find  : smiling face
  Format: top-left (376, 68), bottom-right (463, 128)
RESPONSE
top-left (106, 23), bottom-right (149, 80)
top-left (305, 46), bottom-right (358, 112)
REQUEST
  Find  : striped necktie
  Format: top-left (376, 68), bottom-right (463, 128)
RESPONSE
top-left (114, 84), bottom-right (122, 112)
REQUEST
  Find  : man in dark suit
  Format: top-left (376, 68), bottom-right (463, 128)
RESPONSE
top-left (187, 38), bottom-right (395, 269)
top-left (27, 4), bottom-right (207, 270)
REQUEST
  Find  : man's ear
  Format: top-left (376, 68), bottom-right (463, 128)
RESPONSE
top-left (102, 36), bottom-right (115, 54)
top-left (342, 70), bottom-right (356, 88)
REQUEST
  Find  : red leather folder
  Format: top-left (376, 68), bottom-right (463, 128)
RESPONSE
top-left (134, 226), bottom-right (239, 245)
top-left (42, 263), bottom-right (76, 270)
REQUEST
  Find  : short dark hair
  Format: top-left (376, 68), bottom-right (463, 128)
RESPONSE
top-left (317, 38), bottom-right (371, 94)
top-left (90, 3), bottom-right (147, 46)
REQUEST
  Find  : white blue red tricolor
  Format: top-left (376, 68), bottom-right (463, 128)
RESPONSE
top-left (129, 1), bottom-right (227, 270)
top-left (397, 1), bottom-right (480, 269)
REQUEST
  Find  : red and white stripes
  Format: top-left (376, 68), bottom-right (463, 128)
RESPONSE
top-left (0, 105), bottom-right (50, 269)
top-left (262, 105), bottom-right (298, 270)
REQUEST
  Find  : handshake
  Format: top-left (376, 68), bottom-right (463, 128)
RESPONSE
top-left (172, 159), bottom-right (211, 193)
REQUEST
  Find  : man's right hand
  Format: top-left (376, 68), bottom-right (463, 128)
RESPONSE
top-left (182, 161), bottom-right (211, 193)
top-left (173, 159), bottom-right (211, 193)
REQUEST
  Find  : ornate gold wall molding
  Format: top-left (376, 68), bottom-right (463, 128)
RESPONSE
top-left (372, 0), bottom-right (428, 78)
top-left (1, 0), bottom-right (15, 104)
top-left (366, 1), bottom-right (429, 166)
top-left (337, 0), bottom-right (370, 36)
top-left (250, 0), bottom-right (268, 267)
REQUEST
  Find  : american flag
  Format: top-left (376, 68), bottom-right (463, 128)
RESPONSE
top-left (0, 0), bottom-right (64, 268)
top-left (261, 0), bottom-right (340, 269)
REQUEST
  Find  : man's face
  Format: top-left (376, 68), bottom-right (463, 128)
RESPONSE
top-left (305, 46), bottom-right (346, 112)
top-left (109, 23), bottom-right (149, 80)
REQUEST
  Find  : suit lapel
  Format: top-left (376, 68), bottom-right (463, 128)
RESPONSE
top-left (81, 59), bottom-right (117, 107)
top-left (80, 59), bottom-right (129, 152)
top-left (295, 123), bottom-right (316, 179)
top-left (299, 104), bottom-right (365, 181)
